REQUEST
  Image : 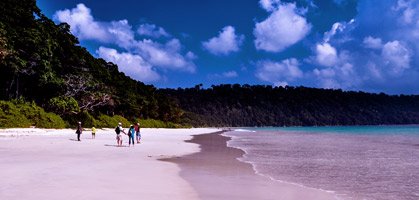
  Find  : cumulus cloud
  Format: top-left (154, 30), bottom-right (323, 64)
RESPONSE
top-left (254, 2), bottom-right (311, 52)
top-left (323, 19), bottom-right (355, 43)
top-left (137, 23), bottom-right (170, 38)
top-left (305, 1), bottom-right (419, 93)
top-left (309, 21), bottom-right (359, 89)
top-left (363, 36), bottom-right (383, 49)
top-left (134, 39), bottom-right (196, 72)
top-left (382, 40), bottom-right (411, 75)
top-left (393, 0), bottom-right (417, 25)
top-left (312, 62), bottom-right (357, 89)
top-left (53, 4), bottom-right (111, 42)
top-left (97, 47), bottom-right (160, 82)
top-left (54, 4), bottom-right (196, 82)
top-left (202, 26), bottom-right (244, 56)
top-left (259, 0), bottom-right (281, 12)
top-left (315, 43), bottom-right (338, 67)
top-left (256, 58), bottom-right (303, 86)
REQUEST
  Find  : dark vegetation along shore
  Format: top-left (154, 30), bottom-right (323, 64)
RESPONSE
top-left (1, 0), bottom-right (419, 128)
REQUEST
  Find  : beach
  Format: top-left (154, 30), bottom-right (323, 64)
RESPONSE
top-left (0, 128), bottom-right (216, 200)
top-left (0, 128), bottom-right (338, 200)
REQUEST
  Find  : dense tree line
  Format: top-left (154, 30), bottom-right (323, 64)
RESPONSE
top-left (0, 0), bottom-right (183, 124)
top-left (160, 84), bottom-right (419, 127)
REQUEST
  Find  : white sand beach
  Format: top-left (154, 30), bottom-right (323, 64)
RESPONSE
top-left (0, 128), bottom-right (218, 200)
top-left (0, 128), bottom-right (337, 200)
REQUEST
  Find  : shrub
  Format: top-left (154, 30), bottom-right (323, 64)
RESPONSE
top-left (47, 96), bottom-right (80, 115)
top-left (96, 114), bottom-right (130, 128)
top-left (0, 100), bottom-right (66, 128)
top-left (0, 101), bottom-right (32, 127)
top-left (139, 119), bottom-right (190, 128)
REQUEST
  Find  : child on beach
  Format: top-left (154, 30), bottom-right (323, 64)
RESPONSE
top-left (128, 125), bottom-right (135, 147)
top-left (92, 127), bottom-right (96, 139)
top-left (134, 122), bottom-right (141, 143)
top-left (76, 122), bottom-right (82, 141)
top-left (115, 122), bottom-right (126, 147)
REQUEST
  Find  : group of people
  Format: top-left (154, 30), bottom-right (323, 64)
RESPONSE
top-left (115, 122), bottom-right (141, 147)
top-left (75, 122), bottom-right (141, 147)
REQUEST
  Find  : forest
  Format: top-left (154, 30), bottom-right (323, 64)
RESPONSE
top-left (1, 0), bottom-right (419, 128)
top-left (161, 84), bottom-right (419, 127)
top-left (0, 0), bottom-right (183, 127)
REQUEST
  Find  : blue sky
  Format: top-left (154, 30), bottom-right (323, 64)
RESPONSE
top-left (37, 0), bottom-right (419, 94)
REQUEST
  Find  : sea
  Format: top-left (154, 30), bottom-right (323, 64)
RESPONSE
top-left (224, 125), bottom-right (419, 200)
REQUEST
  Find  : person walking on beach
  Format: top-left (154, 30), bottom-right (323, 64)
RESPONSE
top-left (115, 122), bottom-right (125, 147)
top-left (128, 125), bottom-right (135, 147)
top-left (134, 122), bottom-right (141, 143)
top-left (92, 127), bottom-right (96, 139)
top-left (76, 122), bottom-right (82, 141)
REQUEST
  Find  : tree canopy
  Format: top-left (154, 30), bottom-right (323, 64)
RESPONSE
top-left (0, 0), bottom-right (183, 124)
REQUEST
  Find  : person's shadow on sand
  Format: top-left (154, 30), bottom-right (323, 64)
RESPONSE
top-left (69, 139), bottom-right (80, 142)
top-left (104, 144), bottom-right (129, 147)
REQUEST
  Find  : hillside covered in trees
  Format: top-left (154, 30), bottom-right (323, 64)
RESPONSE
top-left (161, 84), bottom-right (419, 127)
top-left (0, 0), bottom-right (183, 127)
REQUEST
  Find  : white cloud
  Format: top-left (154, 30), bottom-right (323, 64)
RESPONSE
top-left (393, 0), bottom-right (417, 24)
top-left (202, 26), bottom-right (244, 56)
top-left (382, 40), bottom-right (411, 75)
top-left (97, 47), bottom-right (160, 82)
top-left (108, 20), bottom-right (135, 49)
top-left (54, 4), bottom-right (197, 82)
top-left (315, 43), bottom-right (338, 67)
top-left (312, 62), bottom-right (357, 89)
top-left (137, 23), bottom-right (170, 38)
top-left (363, 36), bottom-right (383, 49)
top-left (134, 39), bottom-right (196, 72)
top-left (259, 0), bottom-right (281, 12)
top-left (323, 20), bottom-right (355, 43)
top-left (53, 4), bottom-right (110, 42)
top-left (254, 2), bottom-right (311, 52)
top-left (256, 58), bottom-right (303, 86)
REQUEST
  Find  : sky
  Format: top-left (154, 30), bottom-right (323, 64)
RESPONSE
top-left (37, 0), bottom-right (419, 94)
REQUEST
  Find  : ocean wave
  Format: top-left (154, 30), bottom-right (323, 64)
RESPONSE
top-left (232, 128), bottom-right (256, 132)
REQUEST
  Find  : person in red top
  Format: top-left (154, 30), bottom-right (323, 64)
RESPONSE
top-left (134, 122), bottom-right (141, 143)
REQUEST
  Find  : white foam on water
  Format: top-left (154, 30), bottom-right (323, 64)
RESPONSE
top-left (232, 128), bottom-right (256, 132)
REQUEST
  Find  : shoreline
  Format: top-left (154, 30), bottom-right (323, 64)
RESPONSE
top-left (163, 131), bottom-right (337, 200)
top-left (222, 131), bottom-right (339, 196)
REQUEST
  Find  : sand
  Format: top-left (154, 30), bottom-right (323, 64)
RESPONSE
top-left (0, 128), bottom-right (218, 200)
top-left (0, 128), bottom-right (337, 200)
top-left (163, 132), bottom-right (337, 200)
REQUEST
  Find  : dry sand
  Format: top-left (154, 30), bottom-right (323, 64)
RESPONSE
top-left (0, 128), bottom-right (218, 200)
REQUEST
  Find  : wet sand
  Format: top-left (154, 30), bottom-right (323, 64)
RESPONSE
top-left (163, 132), bottom-right (337, 200)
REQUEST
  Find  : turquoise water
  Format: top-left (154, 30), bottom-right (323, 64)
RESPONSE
top-left (244, 125), bottom-right (419, 135)
top-left (227, 125), bottom-right (419, 200)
